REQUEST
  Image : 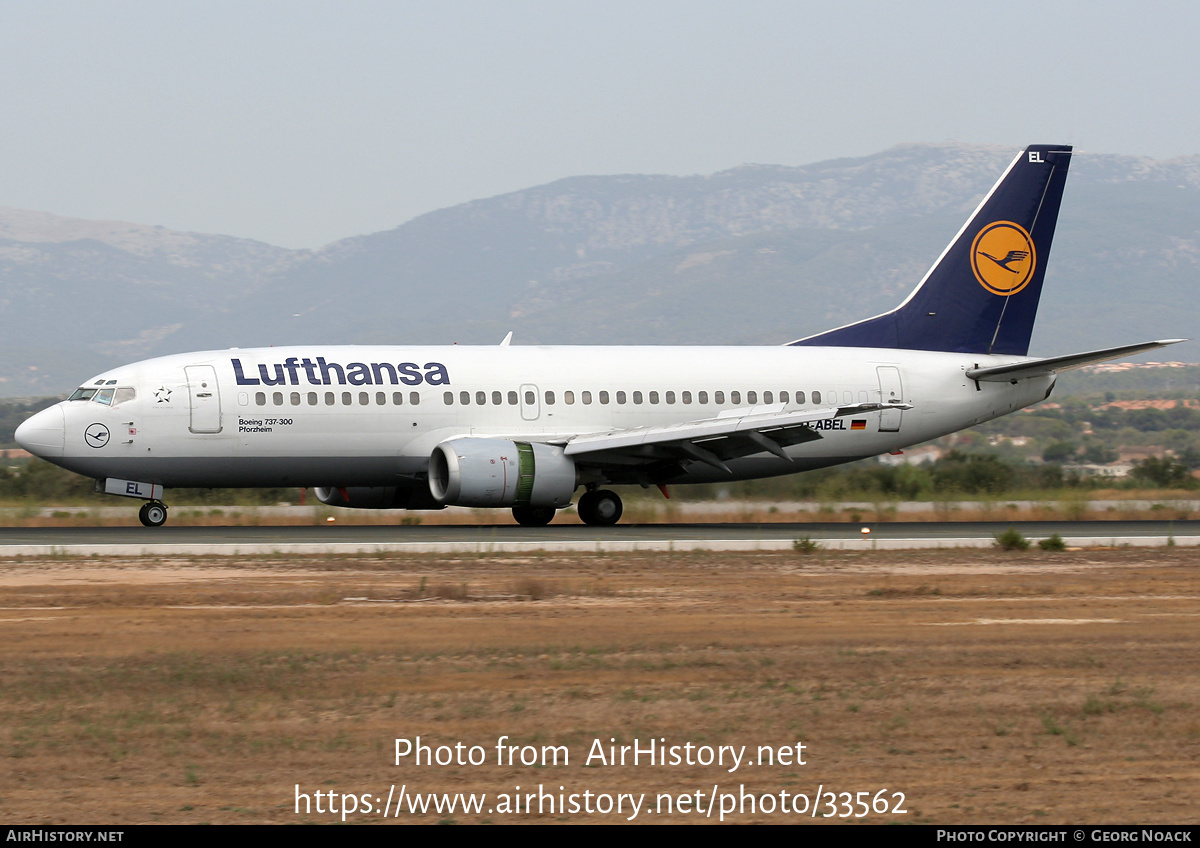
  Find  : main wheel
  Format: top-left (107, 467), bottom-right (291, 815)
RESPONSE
top-left (512, 505), bottom-right (556, 527)
top-left (578, 489), bottom-right (623, 526)
top-left (138, 501), bottom-right (168, 527)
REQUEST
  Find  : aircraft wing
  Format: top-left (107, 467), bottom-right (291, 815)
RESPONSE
top-left (966, 339), bottom-right (1186, 383)
top-left (559, 401), bottom-right (911, 473)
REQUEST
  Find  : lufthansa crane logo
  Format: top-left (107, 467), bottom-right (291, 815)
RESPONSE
top-left (970, 221), bottom-right (1037, 296)
top-left (84, 423), bottom-right (110, 448)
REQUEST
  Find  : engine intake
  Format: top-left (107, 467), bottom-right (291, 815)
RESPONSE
top-left (428, 438), bottom-right (576, 508)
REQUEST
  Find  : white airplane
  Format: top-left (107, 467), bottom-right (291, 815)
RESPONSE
top-left (15, 144), bottom-right (1182, 527)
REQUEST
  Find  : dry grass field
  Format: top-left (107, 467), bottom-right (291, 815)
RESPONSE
top-left (1, 547), bottom-right (1197, 824)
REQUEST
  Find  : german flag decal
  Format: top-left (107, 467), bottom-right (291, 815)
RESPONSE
top-left (850, 419), bottom-right (866, 430)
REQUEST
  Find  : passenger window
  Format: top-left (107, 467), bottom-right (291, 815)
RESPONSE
top-left (327, 393), bottom-right (336, 405)
top-left (779, 391), bottom-right (789, 403)
top-left (460, 391), bottom-right (470, 405)
top-left (359, 392), bottom-right (369, 405)
top-left (796, 391), bottom-right (805, 404)
top-left (409, 392), bottom-right (420, 406)
top-left (444, 392), bottom-right (454, 405)
top-left (714, 391), bottom-right (724, 404)
top-left (600, 391), bottom-right (610, 404)
top-left (763, 391), bottom-right (773, 404)
top-left (633, 391), bottom-right (643, 404)
top-left (273, 392), bottom-right (283, 405)
top-left (747, 391), bottom-right (757, 404)
top-left (476, 391), bottom-right (486, 405)
top-left (616, 391), bottom-right (626, 404)
top-left (680, 391), bottom-right (690, 404)
top-left (524, 390), bottom-right (535, 405)
top-left (812, 390), bottom-right (821, 404)
top-left (582, 391), bottom-right (592, 405)
top-left (730, 391), bottom-right (741, 404)
top-left (649, 391), bottom-right (659, 404)
top-left (665, 391), bottom-right (675, 404)
top-left (507, 391), bottom-right (518, 405)
top-left (492, 391), bottom-right (502, 405)
top-left (256, 392), bottom-right (266, 406)
top-left (564, 391), bottom-right (574, 405)
top-left (545, 391), bottom-right (555, 405)
top-left (392, 392), bottom-right (403, 405)
top-left (309, 392), bottom-right (319, 405)
top-left (377, 392), bottom-right (387, 405)
top-left (342, 392), bottom-right (352, 405)
top-left (695, 391), bottom-right (705, 404)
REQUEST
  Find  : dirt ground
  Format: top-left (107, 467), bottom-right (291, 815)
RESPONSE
top-left (0, 547), bottom-right (1197, 824)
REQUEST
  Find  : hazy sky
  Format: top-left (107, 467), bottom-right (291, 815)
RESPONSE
top-left (2, 1), bottom-right (1197, 248)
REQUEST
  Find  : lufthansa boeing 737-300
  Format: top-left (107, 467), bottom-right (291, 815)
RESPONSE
top-left (14, 144), bottom-right (1184, 527)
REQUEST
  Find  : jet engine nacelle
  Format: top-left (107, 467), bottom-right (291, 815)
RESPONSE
top-left (313, 485), bottom-right (444, 510)
top-left (428, 438), bottom-right (576, 508)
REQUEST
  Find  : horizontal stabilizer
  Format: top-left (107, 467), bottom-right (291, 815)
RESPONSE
top-left (965, 339), bottom-right (1186, 382)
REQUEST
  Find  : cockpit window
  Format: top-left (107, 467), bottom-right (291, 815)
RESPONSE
top-left (69, 388), bottom-right (97, 401)
top-left (114, 387), bottom-right (136, 405)
top-left (93, 388), bottom-right (115, 406)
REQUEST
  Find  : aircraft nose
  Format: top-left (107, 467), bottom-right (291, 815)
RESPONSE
top-left (15, 406), bottom-right (65, 459)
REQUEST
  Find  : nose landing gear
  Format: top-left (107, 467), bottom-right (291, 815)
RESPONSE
top-left (138, 501), bottom-right (168, 527)
top-left (96, 478), bottom-right (168, 528)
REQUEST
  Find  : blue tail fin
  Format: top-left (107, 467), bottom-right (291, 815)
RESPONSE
top-left (790, 144), bottom-right (1073, 355)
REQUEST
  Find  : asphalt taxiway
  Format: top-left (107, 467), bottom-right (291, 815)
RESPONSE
top-left (0, 520), bottom-right (1196, 557)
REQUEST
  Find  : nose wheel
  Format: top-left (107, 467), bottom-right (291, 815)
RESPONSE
top-left (138, 501), bottom-right (168, 527)
top-left (578, 489), bottom-right (623, 526)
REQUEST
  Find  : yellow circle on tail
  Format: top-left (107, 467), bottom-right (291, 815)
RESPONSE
top-left (970, 221), bottom-right (1036, 296)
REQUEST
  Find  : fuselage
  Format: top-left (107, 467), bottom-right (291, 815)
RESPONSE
top-left (17, 343), bottom-right (1054, 491)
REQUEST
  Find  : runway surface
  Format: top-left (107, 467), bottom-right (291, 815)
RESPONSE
top-left (1, 520), bottom-right (1197, 556)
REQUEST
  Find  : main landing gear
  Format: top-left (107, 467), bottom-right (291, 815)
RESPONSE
top-left (511, 505), bottom-right (556, 527)
top-left (510, 488), bottom-right (624, 527)
top-left (577, 489), bottom-right (623, 526)
top-left (138, 501), bottom-right (168, 527)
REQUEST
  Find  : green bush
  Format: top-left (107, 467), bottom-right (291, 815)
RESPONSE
top-left (1038, 534), bottom-right (1067, 551)
top-left (793, 536), bottom-right (820, 554)
top-left (994, 527), bottom-right (1030, 551)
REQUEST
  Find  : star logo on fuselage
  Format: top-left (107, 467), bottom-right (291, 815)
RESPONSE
top-left (154, 386), bottom-right (172, 404)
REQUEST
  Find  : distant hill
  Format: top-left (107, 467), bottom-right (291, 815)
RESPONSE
top-left (2, 142), bottom-right (1197, 395)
